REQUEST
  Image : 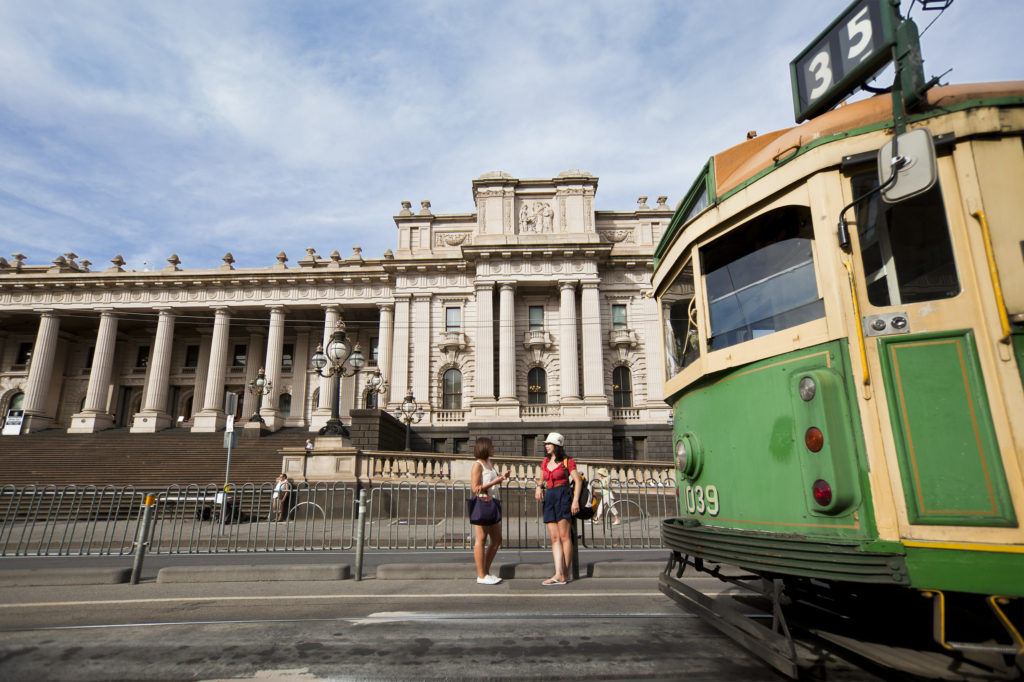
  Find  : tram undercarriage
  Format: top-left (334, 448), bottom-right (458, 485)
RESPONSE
top-left (660, 552), bottom-right (1024, 680)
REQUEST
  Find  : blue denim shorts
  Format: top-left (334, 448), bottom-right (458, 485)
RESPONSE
top-left (543, 485), bottom-right (572, 524)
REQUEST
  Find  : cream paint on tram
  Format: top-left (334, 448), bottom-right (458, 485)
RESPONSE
top-left (655, 107), bottom-right (1024, 549)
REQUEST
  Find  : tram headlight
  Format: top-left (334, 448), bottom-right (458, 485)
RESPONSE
top-left (798, 376), bottom-right (817, 401)
top-left (675, 439), bottom-right (688, 472)
top-left (674, 432), bottom-right (704, 479)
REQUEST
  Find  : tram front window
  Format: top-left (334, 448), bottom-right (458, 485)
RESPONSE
top-left (702, 206), bottom-right (824, 351)
top-left (661, 259), bottom-right (698, 379)
top-left (852, 173), bottom-right (959, 306)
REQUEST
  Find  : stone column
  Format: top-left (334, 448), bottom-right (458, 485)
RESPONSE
top-left (497, 281), bottom-right (517, 403)
top-left (642, 293), bottom-right (668, 406)
top-left (132, 308), bottom-right (176, 432)
top-left (192, 307), bottom-right (231, 432)
top-left (22, 310), bottom-right (60, 432)
top-left (259, 305), bottom-right (287, 431)
top-left (190, 330), bottom-right (213, 420)
top-left (376, 303), bottom-right (394, 401)
top-left (310, 306), bottom-right (339, 431)
top-left (287, 328), bottom-right (310, 427)
top-left (473, 282), bottom-right (495, 403)
top-left (68, 310), bottom-right (119, 433)
top-left (581, 281), bottom-right (607, 412)
top-left (240, 327), bottom-right (265, 423)
top-left (558, 280), bottom-right (580, 401)
top-left (411, 294), bottom-right (431, 407)
top-left (388, 295), bottom-right (411, 409)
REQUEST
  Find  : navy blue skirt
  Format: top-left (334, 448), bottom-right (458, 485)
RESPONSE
top-left (543, 485), bottom-right (572, 524)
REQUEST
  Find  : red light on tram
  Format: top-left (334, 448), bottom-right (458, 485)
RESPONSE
top-left (812, 479), bottom-right (832, 506)
top-left (805, 427), bottom-right (824, 452)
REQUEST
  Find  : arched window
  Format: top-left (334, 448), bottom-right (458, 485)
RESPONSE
top-left (612, 366), bottom-right (632, 408)
top-left (442, 369), bottom-right (462, 409)
top-left (278, 393), bottom-right (292, 418)
top-left (9, 391), bottom-right (25, 411)
top-left (528, 367), bottom-right (547, 404)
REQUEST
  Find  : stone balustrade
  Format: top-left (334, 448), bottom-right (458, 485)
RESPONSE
top-left (282, 445), bottom-right (675, 486)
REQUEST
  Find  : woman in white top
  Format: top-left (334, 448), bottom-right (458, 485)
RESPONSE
top-left (471, 437), bottom-right (510, 585)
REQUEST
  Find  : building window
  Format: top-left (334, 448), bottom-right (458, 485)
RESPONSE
top-left (232, 344), bottom-right (247, 367)
top-left (184, 345), bottom-right (200, 368)
top-left (136, 345), bottom-right (150, 368)
top-left (529, 306), bottom-right (544, 331)
top-left (14, 342), bottom-right (32, 369)
top-left (445, 307), bottom-right (461, 332)
top-left (84, 346), bottom-right (94, 370)
top-left (281, 344), bottom-right (294, 370)
top-left (432, 438), bottom-right (448, 453)
top-left (365, 391), bottom-right (378, 409)
top-left (612, 304), bottom-right (627, 330)
top-left (632, 436), bottom-right (647, 460)
top-left (522, 435), bottom-right (538, 458)
top-left (369, 337), bottom-right (379, 366)
top-left (612, 437), bottom-right (625, 460)
top-left (278, 393), bottom-right (292, 418)
top-left (612, 366), bottom-right (632, 408)
top-left (528, 367), bottom-right (547, 404)
top-left (442, 368), bottom-right (462, 409)
top-left (454, 438), bottom-right (470, 454)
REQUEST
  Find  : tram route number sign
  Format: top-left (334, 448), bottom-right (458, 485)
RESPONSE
top-left (790, 0), bottom-right (897, 123)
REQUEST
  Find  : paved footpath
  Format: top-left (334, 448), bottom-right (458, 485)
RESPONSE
top-left (0, 548), bottom-right (674, 586)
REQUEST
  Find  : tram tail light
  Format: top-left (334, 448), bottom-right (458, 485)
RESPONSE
top-left (805, 427), bottom-right (824, 452)
top-left (812, 479), bottom-right (833, 506)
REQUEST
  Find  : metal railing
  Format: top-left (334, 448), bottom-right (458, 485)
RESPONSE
top-left (0, 479), bottom-right (676, 557)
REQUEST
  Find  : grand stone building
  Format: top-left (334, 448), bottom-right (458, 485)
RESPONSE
top-left (0, 170), bottom-right (674, 460)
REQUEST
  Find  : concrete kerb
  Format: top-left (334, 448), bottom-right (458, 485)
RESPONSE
top-left (0, 561), bottom-right (672, 586)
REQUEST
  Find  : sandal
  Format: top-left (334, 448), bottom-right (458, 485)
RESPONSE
top-left (542, 578), bottom-right (567, 586)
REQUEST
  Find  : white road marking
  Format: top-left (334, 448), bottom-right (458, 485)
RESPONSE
top-left (0, 591), bottom-right (700, 609)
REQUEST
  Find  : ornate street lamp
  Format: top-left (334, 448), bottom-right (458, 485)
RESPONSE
top-left (395, 391), bottom-right (424, 451)
top-left (363, 368), bottom-right (388, 408)
top-left (246, 367), bottom-right (272, 424)
top-left (310, 320), bottom-right (365, 437)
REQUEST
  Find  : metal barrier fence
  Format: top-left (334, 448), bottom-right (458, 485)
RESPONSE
top-left (0, 479), bottom-right (676, 557)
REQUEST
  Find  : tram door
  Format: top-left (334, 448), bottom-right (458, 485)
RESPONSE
top-left (848, 157), bottom-right (1018, 535)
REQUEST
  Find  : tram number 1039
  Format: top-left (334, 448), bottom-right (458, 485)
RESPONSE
top-left (683, 484), bottom-right (720, 516)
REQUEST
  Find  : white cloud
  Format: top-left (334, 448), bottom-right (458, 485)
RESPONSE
top-left (0, 0), bottom-right (1020, 270)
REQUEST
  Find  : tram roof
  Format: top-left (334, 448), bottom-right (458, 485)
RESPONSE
top-left (714, 81), bottom-right (1024, 199)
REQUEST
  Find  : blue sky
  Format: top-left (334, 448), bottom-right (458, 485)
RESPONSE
top-left (1, 1), bottom-right (1020, 271)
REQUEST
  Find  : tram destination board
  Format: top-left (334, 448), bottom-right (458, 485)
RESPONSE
top-left (790, 0), bottom-right (897, 122)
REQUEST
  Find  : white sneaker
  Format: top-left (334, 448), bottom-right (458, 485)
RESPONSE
top-left (477, 575), bottom-right (502, 585)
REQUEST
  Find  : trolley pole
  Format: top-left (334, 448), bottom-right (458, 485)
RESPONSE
top-left (354, 488), bottom-right (367, 581)
top-left (130, 494), bottom-right (157, 585)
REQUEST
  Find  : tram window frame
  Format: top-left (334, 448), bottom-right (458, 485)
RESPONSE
top-left (700, 205), bottom-right (824, 352)
top-left (850, 172), bottom-right (960, 307)
top-left (660, 256), bottom-right (699, 380)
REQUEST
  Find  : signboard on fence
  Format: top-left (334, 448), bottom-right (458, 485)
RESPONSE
top-left (2, 410), bottom-right (24, 436)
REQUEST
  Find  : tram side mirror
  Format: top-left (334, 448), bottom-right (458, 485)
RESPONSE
top-left (877, 128), bottom-right (937, 203)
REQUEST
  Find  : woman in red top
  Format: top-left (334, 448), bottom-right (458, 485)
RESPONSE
top-left (533, 432), bottom-right (582, 585)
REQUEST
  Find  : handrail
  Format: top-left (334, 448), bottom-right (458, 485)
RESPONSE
top-left (843, 259), bottom-right (872, 400)
top-left (971, 210), bottom-right (1012, 344)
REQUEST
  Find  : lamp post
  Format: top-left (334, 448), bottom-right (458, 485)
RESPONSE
top-left (246, 367), bottom-right (272, 424)
top-left (310, 320), bottom-right (365, 437)
top-left (395, 391), bottom-right (424, 451)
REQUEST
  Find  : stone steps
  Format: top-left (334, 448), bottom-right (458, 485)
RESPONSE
top-left (0, 427), bottom-right (309, 488)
